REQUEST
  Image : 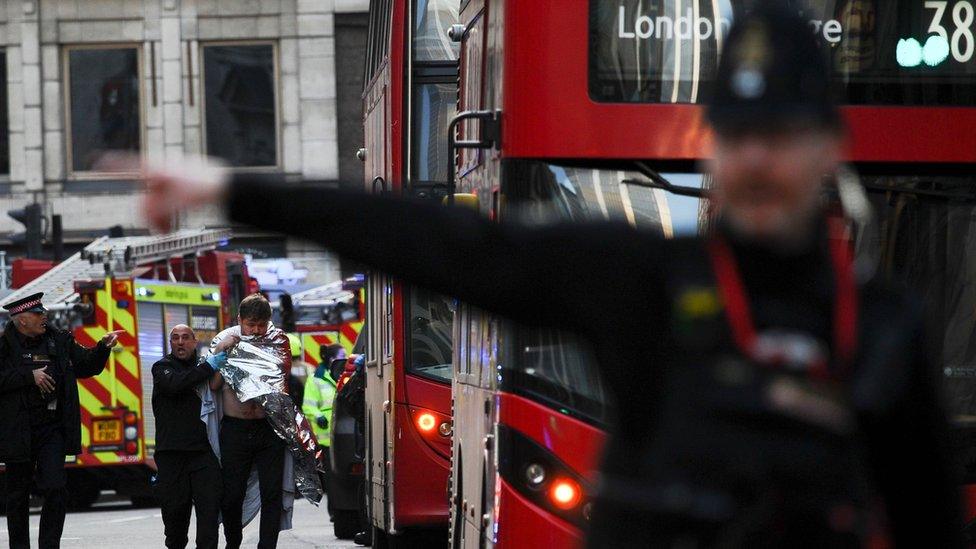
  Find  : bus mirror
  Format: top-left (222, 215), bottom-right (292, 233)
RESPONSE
top-left (443, 193), bottom-right (479, 211)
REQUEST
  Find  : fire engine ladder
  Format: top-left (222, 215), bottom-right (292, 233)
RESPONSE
top-left (82, 229), bottom-right (231, 274)
top-left (289, 280), bottom-right (356, 308)
top-left (3, 229), bottom-right (232, 308)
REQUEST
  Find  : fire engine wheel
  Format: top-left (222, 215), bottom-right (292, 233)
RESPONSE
top-left (333, 510), bottom-right (360, 540)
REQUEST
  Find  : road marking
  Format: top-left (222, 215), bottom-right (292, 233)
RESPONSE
top-left (105, 514), bottom-right (158, 524)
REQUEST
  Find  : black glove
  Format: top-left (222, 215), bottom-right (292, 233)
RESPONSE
top-left (316, 416), bottom-right (329, 429)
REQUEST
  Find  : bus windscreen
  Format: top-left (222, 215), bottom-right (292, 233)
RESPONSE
top-left (590, 0), bottom-right (976, 106)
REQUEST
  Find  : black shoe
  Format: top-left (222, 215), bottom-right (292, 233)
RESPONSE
top-left (353, 530), bottom-right (372, 546)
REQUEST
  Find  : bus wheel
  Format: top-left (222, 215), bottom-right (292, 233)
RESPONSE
top-left (333, 510), bottom-right (360, 539)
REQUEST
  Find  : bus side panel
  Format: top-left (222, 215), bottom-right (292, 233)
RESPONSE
top-left (495, 479), bottom-right (583, 548)
top-left (392, 401), bottom-right (451, 525)
top-left (366, 275), bottom-right (393, 530)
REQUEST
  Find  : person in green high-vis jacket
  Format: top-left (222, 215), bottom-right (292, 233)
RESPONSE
top-left (303, 367), bottom-right (337, 518)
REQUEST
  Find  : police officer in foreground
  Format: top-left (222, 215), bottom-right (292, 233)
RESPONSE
top-left (0, 293), bottom-right (120, 549)
top-left (142, 6), bottom-right (962, 547)
top-left (151, 324), bottom-right (221, 549)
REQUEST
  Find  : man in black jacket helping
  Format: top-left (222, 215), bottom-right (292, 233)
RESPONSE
top-left (140, 6), bottom-right (963, 547)
top-left (151, 324), bottom-right (221, 549)
top-left (0, 292), bottom-right (119, 549)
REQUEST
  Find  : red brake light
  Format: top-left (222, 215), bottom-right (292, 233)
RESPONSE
top-left (549, 479), bottom-right (582, 510)
top-left (125, 441), bottom-right (138, 455)
top-left (416, 413), bottom-right (437, 432)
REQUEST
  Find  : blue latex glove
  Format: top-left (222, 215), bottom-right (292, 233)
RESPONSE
top-left (206, 351), bottom-right (227, 372)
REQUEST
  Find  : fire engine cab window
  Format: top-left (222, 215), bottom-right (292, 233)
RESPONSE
top-left (65, 47), bottom-right (142, 174)
top-left (203, 44), bottom-right (278, 167)
top-left (414, 0), bottom-right (459, 61)
top-left (408, 288), bottom-right (453, 383)
top-left (590, 0), bottom-right (976, 106)
top-left (412, 83), bottom-right (456, 183)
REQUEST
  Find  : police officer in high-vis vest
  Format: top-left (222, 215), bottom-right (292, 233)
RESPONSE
top-left (303, 354), bottom-right (338, 518)
top-left (143, 5), bottom-right (963, 547)
top-left (0, 293), bottom-right (120, 549)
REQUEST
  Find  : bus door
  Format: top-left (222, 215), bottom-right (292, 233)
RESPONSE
top-left (366, 274), bottom-right (396, 531)
top-left (451, 304), bottom-right (498, 548)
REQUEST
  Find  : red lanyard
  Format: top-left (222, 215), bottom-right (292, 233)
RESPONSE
top-left (707, 221), bottom-right (858, 381)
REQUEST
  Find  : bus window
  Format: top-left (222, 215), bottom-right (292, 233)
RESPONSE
top-left (508, 329), bottom-right (609, 426)
top-left (500, 160), bottom-right (708, 425)
top-left (411, 83), bottom-right (457, 185)
top-left (856, 175), bottom-right (976, 424)
top-left (590, 1), bottom-right (976, 106)
top-left (503, 161), bottom-right (707, 237)
top-left (413, 0), bottom-right (460, 61)
top-left (408, 287), bottom-right (454, 383)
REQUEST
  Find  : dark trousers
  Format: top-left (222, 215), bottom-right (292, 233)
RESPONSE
top-left (155, 449), bottom-right (222, 549)
top-left (5, 422), bottom-right (67, 549)
top-left (220, 417), bottom-right (285, 549)
top-left (319, 448), bottom-right (332, 518)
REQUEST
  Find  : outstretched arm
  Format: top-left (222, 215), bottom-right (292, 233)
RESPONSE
top-left (69, 335), bottom-right (113, 379)
top-left (226, 176), bottom-right (656, 333)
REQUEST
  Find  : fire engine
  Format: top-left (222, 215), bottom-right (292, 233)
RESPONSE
top-left (0, 229), bottom-right (253, 508)
top-left (288, 277), bottom-right (366, 366)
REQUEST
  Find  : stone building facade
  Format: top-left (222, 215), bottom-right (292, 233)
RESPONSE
top-left (0, 0), bottom-right (369, 282)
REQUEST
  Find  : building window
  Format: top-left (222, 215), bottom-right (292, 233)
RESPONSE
top-left (202, 43), bottom-right (279, 168)
top-left (0, 52), bottom-right (9, 175)
top-left (64, 46), bottom-right (143, 175)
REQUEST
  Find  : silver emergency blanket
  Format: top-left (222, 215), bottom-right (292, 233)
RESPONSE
top-left (211, 326), bottom-right (323, 504)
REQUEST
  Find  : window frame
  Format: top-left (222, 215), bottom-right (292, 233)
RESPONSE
top-left (62, 43), bottom-right (146, 180)
top-left (406, 0), bottom-right (460, 194)
top-left (364, 0), bottom-right (393, 89)
top-left (0, 49), bottom-right (10, 179)
top-left (199, 39), bottom-right (282, 172)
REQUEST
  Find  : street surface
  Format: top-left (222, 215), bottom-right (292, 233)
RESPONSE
top-left (0, 493), bottom-right (357, 548)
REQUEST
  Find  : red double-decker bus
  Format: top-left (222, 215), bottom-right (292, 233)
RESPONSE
top-left (446, 1), bottom-right (976, 547)
top-left (360, 0), bottom-right (459, 545)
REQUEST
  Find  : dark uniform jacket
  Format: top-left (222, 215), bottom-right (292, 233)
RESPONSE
top-left (228, 177), bottom-right (963, 547)
top-left (151, 353), bottom-right (212, 452)
top-left (0, 322), bottom-right (110, 462)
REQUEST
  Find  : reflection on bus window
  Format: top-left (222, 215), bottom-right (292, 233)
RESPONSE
top-left (499, 161), bottom-right (708, 425)
top-left (409, 287), bottom-right (454, 383)
top-left (504, 161), bottom-right (707, 238)
top-left (412, 83), bottom-right (457, 183)
top-left (414, 0), bottom-right (459, 61)
top-left (857, 175), bottom-right (976, 424)
top-left (589, 1), bottom-right (976, 106)
top-left (511, 329), bottom-right (610, 426)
